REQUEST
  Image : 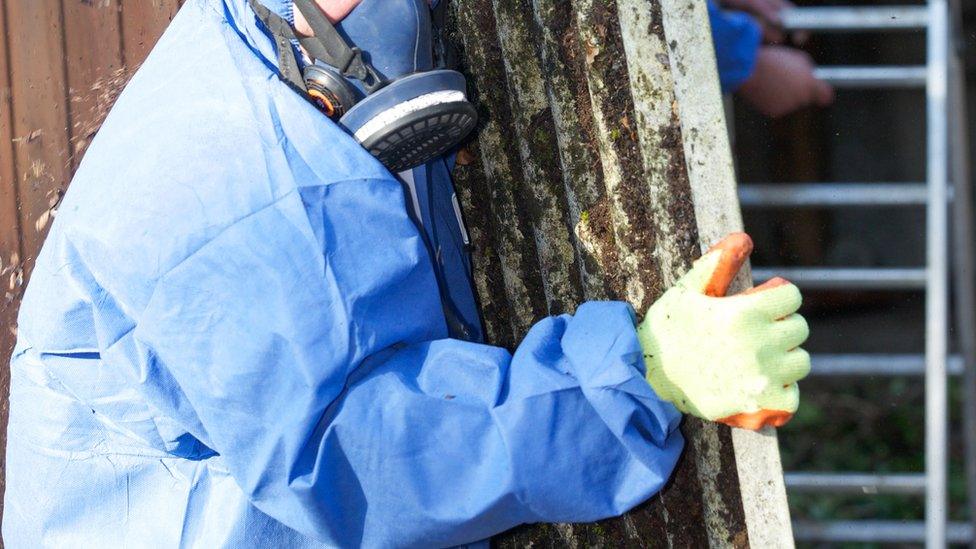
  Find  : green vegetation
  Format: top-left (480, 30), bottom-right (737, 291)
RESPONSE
top-left (782, 377), bottom-right (970, 548)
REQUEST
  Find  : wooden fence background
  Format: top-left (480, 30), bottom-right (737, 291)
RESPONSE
top-left (0, 0), bottom-right (184, 516)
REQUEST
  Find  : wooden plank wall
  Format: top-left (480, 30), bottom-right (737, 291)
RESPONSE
top-left (0, 0), bottom-right (183, 518)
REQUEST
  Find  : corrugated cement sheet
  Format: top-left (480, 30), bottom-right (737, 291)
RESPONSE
top-left (448, 0), bottom-right (792, 545)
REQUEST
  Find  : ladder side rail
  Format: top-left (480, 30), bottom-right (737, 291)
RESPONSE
top-left (946, 0), bottom-right (976, 542)
top-left (925, 1), bottom-right (950, 546)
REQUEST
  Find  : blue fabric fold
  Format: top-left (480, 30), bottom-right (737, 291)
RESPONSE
top-left (708, 1), bottom-right (762, 93)
top-left (3, 0), bottom-right (684, 546)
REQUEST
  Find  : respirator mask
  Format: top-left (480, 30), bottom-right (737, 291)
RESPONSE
top-left (250, 0), bottom-right (478, 172)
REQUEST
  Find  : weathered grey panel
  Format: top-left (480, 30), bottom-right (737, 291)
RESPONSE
top-left (447, 0), bottom-right (771, 545)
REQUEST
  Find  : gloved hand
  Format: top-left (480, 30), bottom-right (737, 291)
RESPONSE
top-left (637, 233), bottom-right (810, 430)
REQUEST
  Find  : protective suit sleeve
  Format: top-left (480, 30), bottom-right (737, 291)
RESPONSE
top-left (708, 1), bottom-right (762, 93)
top-left (127, 178), bottom-right (683, 547)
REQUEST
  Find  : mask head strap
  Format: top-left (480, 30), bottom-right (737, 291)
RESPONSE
top-left (248, 0), bottom-right (307, 92)
top-left (291, 0), bottom-right (385, 92)
top-left (249, 0), bottom-right (386, 94)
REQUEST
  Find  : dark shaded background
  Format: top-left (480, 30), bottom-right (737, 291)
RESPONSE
top-left (732, 0), bottom-right (976, 543)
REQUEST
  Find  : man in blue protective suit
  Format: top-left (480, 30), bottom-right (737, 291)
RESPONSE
top-left (3, 0), bottom-right (810, 547)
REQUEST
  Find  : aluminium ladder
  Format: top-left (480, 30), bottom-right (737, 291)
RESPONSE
top-left (736, 2), bottom-right (976, 546)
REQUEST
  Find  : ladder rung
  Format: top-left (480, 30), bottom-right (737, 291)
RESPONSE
top-left (785, 472), bottom-right (925, 495)
top-left (793, 520), bottom-right (973, 544)
top-left (814, 66), bottom-right (927, 88)
top-left (739, 183), bottom-right (928, 207)
top-left (811, 354), bottom-right (964, 376)
top-left (782, 6), bottom-right (929, 32)
top-left (753, 267), bottom-right (926, 290)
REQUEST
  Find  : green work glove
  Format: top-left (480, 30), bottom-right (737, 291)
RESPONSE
top-left (637, 233), bottom-right (810, 430)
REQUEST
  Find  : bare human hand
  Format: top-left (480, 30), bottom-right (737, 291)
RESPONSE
top-left (736, 46), bottom-right (834, 119)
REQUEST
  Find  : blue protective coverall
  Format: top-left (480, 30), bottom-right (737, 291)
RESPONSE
top-left (3, 0), bottom-right (684, 546)
top-left (708, 1), bottom-right (763, 93)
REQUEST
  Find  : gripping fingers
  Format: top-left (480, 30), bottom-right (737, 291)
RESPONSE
top-left (762, 380), bottom-right (800, 413)
top-left (776, 348), bottom-right (811, 385)
top-left (718, 383), bottom-right (800, 430)
top-left (719, 408), bottom-right (794, 430)
top-left (768, 313), bottom-right (809, 351)
top-left (678, 232), bottom-right (753, 296)
top-left (702, 233), bottom-right (753, 297)
top-left (719, 330), bottom-right (807, 431)
top-left (741, 277), bottom-right (802, 320)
